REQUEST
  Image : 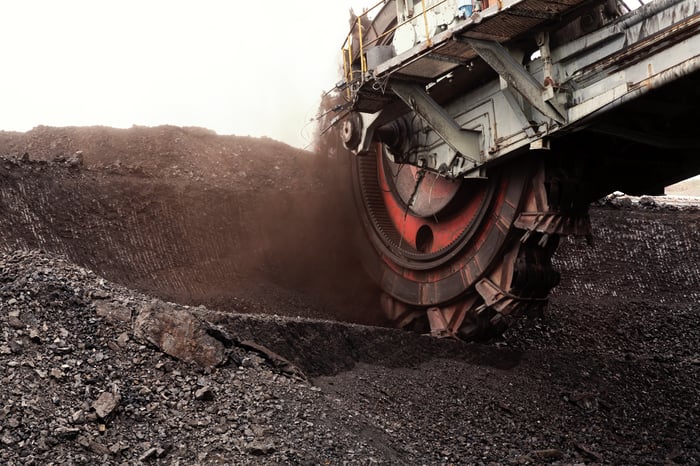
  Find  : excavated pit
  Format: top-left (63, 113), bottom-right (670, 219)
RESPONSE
top-left (0, 126), bottom-right (381, 325)
top-left (1, 127), bottom-right (697, 326)
top-left (0, 126), bottom-right (698, 464)
top-left (0, 126), bottom-right (698, 362)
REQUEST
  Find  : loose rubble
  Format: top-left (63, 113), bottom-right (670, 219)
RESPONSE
top-left (0, 250), bottom-right (389, 464)
top-left (1, 241), bottom-right (698, 464)
top-left (0, 127), bottom-right (698, 464)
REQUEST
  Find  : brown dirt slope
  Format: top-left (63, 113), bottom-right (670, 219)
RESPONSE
top-left (0, 125), bottom-right (318, 189)
top-left (0, 126), bottom-right (378, 324)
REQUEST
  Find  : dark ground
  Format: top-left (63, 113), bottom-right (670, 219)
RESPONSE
top-left (0, 126), bottom-right (698, 465)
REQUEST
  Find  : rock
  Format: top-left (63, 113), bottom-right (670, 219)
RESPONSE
top-left (71, 409), bottom-right (85, 424)
top-left (65, 151), bottom-right (84, 168)
top-left (238, 340), bottom-right (307, 381)
top-left (28, 329), bottom-right (41, 343)
top-left (639, 195), bottom-right (657, 207)
top-left (1, 433), bottom-right (18, 445)
top-left (8, 340), bottom-right (22, 354)
top-left (195, 386), bottom-right (215, 401)
top-left (77, 435), bottom-right (111, 456)
top-left (91, 289), bottom-right (111, 300)
top-left (107, 341), bottom-right (121, 352)
top-left (139, 447), bottom-right (159, 462)
top-left (569, 392), bottom-right (599, 413)
top-left (574, 442), bottom-right (603, 462)
top-left (7, 316), bottom-right (25, 329)
top-left (513, 454), bottom-right (535, 464)
top-left (49, 345), bottom-right (73, 355)
top-left (133, 300), bottom-right (227, 371)
top-left (54, 426), bottom-right (80, 440)
top-left (92, 391), bottom-right (121, 420)
top-left (139, 446), bottom-right (167, 462)
top-left (116, 332), bottom-right (129, 347)
top-left (109, 443), bottom-right (126, 454)
top-left (621, 196), bottom-right (635, 207)
top-left (95, 301), bottom-right (132, 324)
top-left (247, 440), bottom-right (276, 456)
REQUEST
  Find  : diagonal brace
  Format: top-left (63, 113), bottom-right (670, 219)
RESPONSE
top-left (390, 80), bottom-right (482, 165)
top-left (465, 38), bottom-right (567, 124)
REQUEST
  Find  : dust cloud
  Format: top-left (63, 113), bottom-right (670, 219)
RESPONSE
top-left (0, 124), bottom-right (384, 325)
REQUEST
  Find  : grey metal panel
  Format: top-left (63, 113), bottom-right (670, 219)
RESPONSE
top-left (391, 81), bottom-right (482, 166)
top-left (349, 0), bottom-right (700, 177)
top-left (397, 56), bottom-right (459, 79)
top-left (468, 0), bottom-right (598, 41)
top-left (371, 0), bottom-right (602, 84)
top-left (466, 38), bottom-right (566, 123)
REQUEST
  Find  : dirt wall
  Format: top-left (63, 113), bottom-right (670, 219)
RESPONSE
top-left (0, 126), bottom-right (697, 327)
top-left (555, 207), bottom-right (700, 303)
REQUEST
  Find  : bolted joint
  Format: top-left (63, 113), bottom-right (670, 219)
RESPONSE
top-left (375, 117), bottom-right (414, 163)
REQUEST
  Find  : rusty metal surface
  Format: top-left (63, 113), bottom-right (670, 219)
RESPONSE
top-left (373, 0), bottom-right (601, 79)
top-left (353, 143), bottom-right (565, 339)
top-left (514, 212), bottom-right (592, 237)
top-left (344, 0), bottom-right (700, 341)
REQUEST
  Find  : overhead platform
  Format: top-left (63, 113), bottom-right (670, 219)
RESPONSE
top-left (343, 0), bottom-right (700, 173)
top-left (334, 0), bottom-right (700, 340)
top-left (350, 0), bottom-right (610, 113)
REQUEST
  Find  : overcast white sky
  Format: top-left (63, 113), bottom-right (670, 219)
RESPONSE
top-left (0, 1), bottom-right (373, 148)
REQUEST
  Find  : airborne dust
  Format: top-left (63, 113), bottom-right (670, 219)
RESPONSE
top-left (0, 123), bottom-right (383, 325)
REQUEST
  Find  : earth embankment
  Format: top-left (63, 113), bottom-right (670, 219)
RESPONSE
top-left (0, 126), bottom-right (697, 464)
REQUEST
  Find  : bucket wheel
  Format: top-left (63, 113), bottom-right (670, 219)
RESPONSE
top-left (351, 143), bottom-right (562, 340)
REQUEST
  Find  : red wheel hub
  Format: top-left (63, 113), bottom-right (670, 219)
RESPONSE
top-left (352, 144), bottom-right (529, 307)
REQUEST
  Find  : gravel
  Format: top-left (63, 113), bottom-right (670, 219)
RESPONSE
top-left (1, 245), bottom-right (698, 464)
top-left (0, 126), bottom-right (698, 464)
top-left (0, 250), bottom-right (393, 464)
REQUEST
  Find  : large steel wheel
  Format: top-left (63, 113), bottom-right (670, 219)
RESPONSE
top-left (351, 144), bottom-right (561, 339)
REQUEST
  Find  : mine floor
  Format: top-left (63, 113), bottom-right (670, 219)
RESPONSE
top-left (0, 126), bottom-right (698, 464)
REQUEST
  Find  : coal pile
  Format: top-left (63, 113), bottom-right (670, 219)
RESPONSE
top-left (0, 126), bottom-right (698, 464)
top-left (0, 250), bottom-right (395, 464)
top-left (0, 126), bottom-right (378, 325)
top-left (1, 245), bottom-right (698, 464)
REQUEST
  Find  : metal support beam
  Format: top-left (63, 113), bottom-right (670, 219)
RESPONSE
top-left (465, 38), bottom-right (567, 124)
top-left (390, 80), bottom-right (482, 166)
top-left (342, 100), bottom-right (411, 155)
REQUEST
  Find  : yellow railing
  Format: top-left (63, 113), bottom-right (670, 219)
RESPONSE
top-left (341, 0), bottom-right (385, 97)
top-left (341, 0), bottom-right (452, 96)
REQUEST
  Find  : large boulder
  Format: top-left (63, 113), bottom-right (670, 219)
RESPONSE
top-left (133, 300), bottom-right (227, 371)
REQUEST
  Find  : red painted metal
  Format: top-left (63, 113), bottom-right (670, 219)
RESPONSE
top-left (378, 154), bottom-right (487, 254)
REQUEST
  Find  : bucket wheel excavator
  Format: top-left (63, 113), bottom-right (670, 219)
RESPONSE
top-left (330, 0), bottom-right (700, 339)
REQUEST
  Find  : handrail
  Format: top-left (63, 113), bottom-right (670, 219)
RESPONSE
top-left (421, 0), bottom-right (433, 47)
top-left (358, 6), bottom-right (367, 73)
top-left (341, 0), bottom-right (386, 87)
top-left (365, 0), bottom-right (452, 50)
top-left (341, 0), bottom-right (453, 88)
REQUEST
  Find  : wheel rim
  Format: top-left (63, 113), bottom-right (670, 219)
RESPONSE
top-left (352, 144), bottom-right (530, 307)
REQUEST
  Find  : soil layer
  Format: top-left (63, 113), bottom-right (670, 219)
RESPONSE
top-left (0, 126), bottom-right (697, 464)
